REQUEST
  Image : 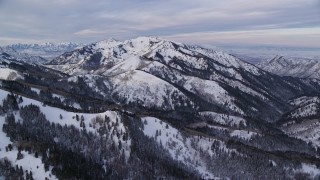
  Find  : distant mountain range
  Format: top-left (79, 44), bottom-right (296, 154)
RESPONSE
top-left (0, 46), bottom-right (48, 64)
top-left (222, 45), bottom-right (320, 64)
top-left (257, 55), bottom-right (320, 79)
top-left (0, 42), bottom-right (82, 64)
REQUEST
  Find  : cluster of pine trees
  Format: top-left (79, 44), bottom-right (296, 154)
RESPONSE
top-left (0, 93), bottom-right (201, 179)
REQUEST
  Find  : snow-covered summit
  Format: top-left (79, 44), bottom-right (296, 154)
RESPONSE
top-left (48, 36), bottom-right (262, 77)
top-left (46, 36), bottom-right (317, 121)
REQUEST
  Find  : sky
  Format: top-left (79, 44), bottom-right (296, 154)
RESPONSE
top-left (0, 0), bottom-right (319, 47)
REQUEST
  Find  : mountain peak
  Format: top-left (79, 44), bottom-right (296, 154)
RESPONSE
top-left (47, 36), bottom-right (263, 81)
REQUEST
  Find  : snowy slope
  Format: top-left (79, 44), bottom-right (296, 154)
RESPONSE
top-left (289, 96), bottom-right (320, 107)
top-left (69, 71), bottom-right (195, 111)
top-left (48, 37), bottom-right (296, 118)
top-left (0, 92), bottom-right (57, 179)
top-left (109, 70), bottom-right (194, 110)
top-left (183, 76), bottom-right (243, 114)
top-left (47, 37), bottom-right (162, 75)
top-left (0, 88), bottom-right (132, 179)
top-left (258, 55), bottom-right (320, 79)
top-left (283, 96), bottom-right (320, 119)
top-left (282, 118), bottom-right (320, 148)
top-left (199, 111), bottom-right (247, 127)
top-left (0, 67), bottom-right (24, 81)
top-left (281, 95), bottom-right (320, 148)
top-left (230, 130), bottom-right (257, 141)
top-left (141, 116), bottom-right (231, 179)
top-left (288, 103), bottom-right (319, 119)
top-left (48, 37), bottom-right (264, 77)
top-left (188, 46), bottom-right (262, 76)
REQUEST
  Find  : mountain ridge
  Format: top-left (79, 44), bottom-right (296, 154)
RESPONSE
top-left (46, 36), bottom-right (320, 123)
top-left (257, 55), bottom-right (320, 79)
top-left (1, 42), bottom-right (82, 62)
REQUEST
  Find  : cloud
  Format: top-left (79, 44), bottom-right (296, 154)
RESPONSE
top-left (164, 27), bottom-right (320, 48)
top-left (0, 0), bottom-right (319, 47)
top-left (73, 29), bottom-right (129, 37)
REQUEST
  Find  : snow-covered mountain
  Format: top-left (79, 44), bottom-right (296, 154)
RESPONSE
top-left (2, 42), bottom-right (82, 64)
top-left (280, 95), bottom-right (320, 148)
top-left (0, 47), bottom-right (48, 64)
top-left (2, 37), bottom-right (320, 179)
top-left (48, 37), bottom-right (261, 76)
top-left (47, 37), bottom-right (320, 122)
top-left (257, 55), bottom-right (320, 79)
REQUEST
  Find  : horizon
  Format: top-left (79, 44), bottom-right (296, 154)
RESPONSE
top-left (2, 36), bottom-right (320, 50)
top-left (0, 0), bottom-right (319, 48)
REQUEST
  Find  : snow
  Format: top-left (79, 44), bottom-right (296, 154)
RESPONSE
top-left (71, 102), bottom-right (81, 109)
top-left (52, 93), bottom-right (65, 101)
top-left (199, 111), bottom-right (246, 127)
top-left (103, 56), bottom-right (147, 76)
top-left (269, 160), bottom-right (277, 167)
top-left (46, 37), bottom-right (270, 116)
top-left (258, 55), bottom-right (320, 79)
top-left (226, 80), bottom-right (268, 100)
top-left (2, 150), bottom-right (58, 180)
top-left (0, 68), bottom-right (23, 81)
top-left (109, 70), bottom-right (194, 110)
top-left (190, 47), bottom-right (240, 68)
top-left (289, 103), bottom-right (318, 118)
top-left (0, 88), bottom-right (132, 173)
top-left (230, 130), bottom-right (257, 141)
top-left (31, 87), bottom-right (40, 94)
top-left (124, 36), bottom-right (163, 55)
top-left (289, 96), bottom-right (320, 107)
top-left (282, 119), bottom-right (320, 148)
top-left (298, 163), bottom-right (320, 179)
top-left (294, 163), bottom-right (320, 179)
top-left (142, 116), bottom-right (238, 179)
top-left (282, 97), bottom-right (320, 148)
top-left (17, 92), bottom-right (131, 157)
top-left (142, 60), bottom-right (185, 83)
top-left (183, 77), bottom-right (244, 114)
top-left (190, 46), bottom-right (262, 76)
top-left (95, 38), bottom-right (121, 50)
top-left (48, 36), bottom-right (263, 83)
top-left (0, 117), bottom-right (11, 152)
top-left (5, 42), bottom-right (81, 61)
top-left (0, 98), bottom-right (57, 179)
top-left (143, 60), bottom-right (266, 112)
